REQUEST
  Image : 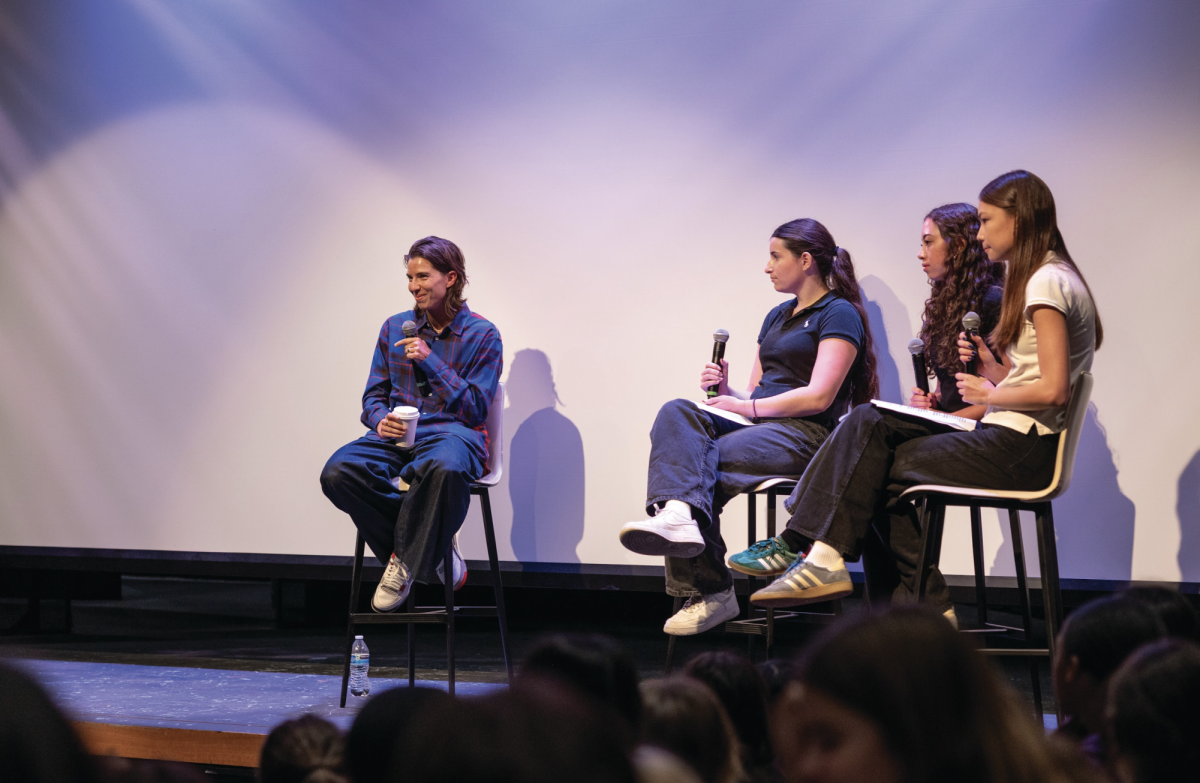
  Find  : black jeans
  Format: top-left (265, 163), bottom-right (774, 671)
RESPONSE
top-left (783, 404), bottom-right (1059, 608)
top-left (646, 399), bottom-right (829, 597)
top-left (320, 433), bottom-right (484, 583)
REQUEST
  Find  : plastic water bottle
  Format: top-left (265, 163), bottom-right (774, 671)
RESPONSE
top-left (350, 636), bottom-right (370, 697)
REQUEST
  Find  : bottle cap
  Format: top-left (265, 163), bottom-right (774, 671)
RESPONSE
top-left (355, 635), bottom-right (363, 640)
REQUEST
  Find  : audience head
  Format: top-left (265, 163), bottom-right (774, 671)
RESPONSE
top-left (770, 218), bottom-right (879, 405)
top-left (1119, 587), bottom-right (1200, 642)
top-left (978, 169), bottom-right (1103, 351)
top-left (395, 679), bottom-right (636, 783)
top-left (1055, 596), bottom-right (1165, 733)
top-left (774, 606), bottom-right (1061, 783)
top-left (683, 651), bottom-right (773, 772)
top-left (260, 714), bottom-right (347, 783)
top-left (518, 633), bottom-right (642, 729)
top-left (346, 686), bottom-right (451, 783)
top-left (756, 658), bottom-right (793, 710)
top-left (639, 677), bottom-right (743, 783)
top-left (917, 202), bottom-right (1004, 374)
top-left (0, 663), bottom-right (98, 783)
top-left (1106, 639), bottom-right (1200, 783)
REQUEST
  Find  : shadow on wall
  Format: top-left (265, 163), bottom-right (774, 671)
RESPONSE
top-left (858, 275), bottom-right (906, 404)
top-left (1177, 449), bottom-right (1200, 582)
top-left (989, 403), bottom-right (1135, 580)
top-left (504, 349), bottom-right (586, 563)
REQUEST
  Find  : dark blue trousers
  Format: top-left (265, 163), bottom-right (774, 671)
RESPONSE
top-left (784, 404), bottom-right (1059, 608)
top-left (320, 433), bottom-right (483, 583)
top-left (646, 399), bottom-right (830, 597)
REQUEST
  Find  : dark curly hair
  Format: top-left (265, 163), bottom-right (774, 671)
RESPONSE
top-left (916, 203), bottom-right (1004, 375)
top-left (771, 219), bottom-right (880, 405)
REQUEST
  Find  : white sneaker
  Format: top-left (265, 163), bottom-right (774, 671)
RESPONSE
top-left (435, 534), bottom-right (468, 591)
top-left (372, 554), bottom-right (413, 613)
top-left (663, 587), bottom-right (740, 635)
top-left (619, 506), bottom-right (705, 558)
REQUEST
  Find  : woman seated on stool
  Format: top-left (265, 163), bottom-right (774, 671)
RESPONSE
top-left (727, 202), bottom-right (1004, 604)
top-left (617, 218), bottom-right (878, 636)
top-left (750, 170), bottom-right (1101, 612)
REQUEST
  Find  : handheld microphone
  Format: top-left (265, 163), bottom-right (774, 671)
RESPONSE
top-left (402, 320), bottom-right (432, 397)
top-left (962, 311), bottom-right (981, 376)
top-left (707, 329), bottom-right (730, 398)
top-left (908, 338), bottom-right (929, 395)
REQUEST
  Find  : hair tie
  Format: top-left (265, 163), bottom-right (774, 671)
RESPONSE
top-left (833, 246), bottom-right (841, 258)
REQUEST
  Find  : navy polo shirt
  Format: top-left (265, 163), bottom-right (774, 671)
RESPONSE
top-left (753, 291), bottom-right (866, 430)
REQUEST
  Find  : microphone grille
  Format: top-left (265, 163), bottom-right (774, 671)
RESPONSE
top-left (907, 338), bottom-right (925, 355)
top-left (402, 320), bottom-right (418, 337)
top-left (713, 329), bottom-right (730, 343)
top-left (962, 311), bottom-right (981, 330)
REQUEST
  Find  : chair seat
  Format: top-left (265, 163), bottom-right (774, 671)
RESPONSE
top-left (901, 483), bottom-right (1056, 503)
top-left (391, 471), bottom-right (499, 493)
top-left (751, 477), bottom-right (798, 493)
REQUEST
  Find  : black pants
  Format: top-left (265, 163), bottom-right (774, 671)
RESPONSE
top-left (646, 399), bottom-right (829, 597)
top-left (783, 404), bottom-right (1059, 608)
top-left (320, 433), bottom-right (483, 583)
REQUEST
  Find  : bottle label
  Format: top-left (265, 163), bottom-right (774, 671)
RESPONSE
top-left (352, 653), bottom-right (368, 665)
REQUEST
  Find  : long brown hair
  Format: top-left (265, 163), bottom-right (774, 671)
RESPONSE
top-left (406, 236), bottom-right (469, 318)
top-left (979, 171), bottom-right (1103, 353)
top-left (918, 203), bottom-right (1005, 373)
top-left (771, 219), bottom-right (880, 405)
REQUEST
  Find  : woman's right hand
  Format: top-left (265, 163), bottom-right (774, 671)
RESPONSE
top-left (958, 332), bottom-right (1006, 383)
top-left (909, 388), bottom-right (938, 409)
top-left (700, 359), bottom-right (729, 396)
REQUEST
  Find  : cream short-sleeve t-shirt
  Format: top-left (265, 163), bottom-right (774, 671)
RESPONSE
top-left (981, 254), bottom-right (1096, 435)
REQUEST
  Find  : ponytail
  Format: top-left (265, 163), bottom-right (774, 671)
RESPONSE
top-left (826, 247), bottom-right (881, 405)
top-left (771, 219), bottom-right (880, 406)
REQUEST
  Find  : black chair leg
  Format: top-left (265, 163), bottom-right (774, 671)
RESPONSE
top-left (479, 489), bottom-right (513, 680)
top-left (341, 534), bottom-right (366, 708)
top-left (1035, 503), bottom-right (1064, 723)
top-left (970, 505), bottom-right (989, 627)
top-left (664, 596), bottom-right (683, 674)
top-left (445, 543), bottom-right (456, 697)
top-left (407, 593), bottom-right (416, 688)
top-left (1008, 509), bottom-right (1043, 717)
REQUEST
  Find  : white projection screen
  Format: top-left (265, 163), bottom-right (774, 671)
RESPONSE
top-left (1, 0), bottom-right (1198, 584)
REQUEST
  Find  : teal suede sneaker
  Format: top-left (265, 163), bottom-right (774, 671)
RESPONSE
top-left (749, 558), bottom-right (852, 608)
top-left (727, 537), bottom-right (798, 577)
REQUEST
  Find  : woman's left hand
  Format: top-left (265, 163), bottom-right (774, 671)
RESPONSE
top-left (704, 395), bottom-right (752, 417)
top-left (955, 373), bottom-right (995, 406)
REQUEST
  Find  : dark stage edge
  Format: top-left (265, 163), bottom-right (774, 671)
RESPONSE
top-left (3, 545), bottom-right (1195, 598)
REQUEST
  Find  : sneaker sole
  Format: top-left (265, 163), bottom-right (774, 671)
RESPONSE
top-left (663, 598), bottom-right (740, 636)
top-left (749, 581), bottom-right (852, 608)
top-left (727, 558), bottom-right (790, 577)
top-left (620, 528), bottom-right (705, 559)
top-left (437, 564), bottom-right (469, 591)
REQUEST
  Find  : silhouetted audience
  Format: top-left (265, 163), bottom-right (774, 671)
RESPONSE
top-left (1105, 638), bottom-right (1200, 783)
top-left (394, 679), bottom-right (637, 783)
top-left (518, 633), bottom-right (643, 729)
top-left (0, 663), bottom-right (99, 783)
top-left (639, 677), bottom-right (744, 783)
top-left (260, 714), bottom-right (348, 783)
top-left (754, 659), bottom-right (793, 711)
top-left (1052, 596), bottom-right (1166, 765)
top-left (772, 606), bottom-right (1093, 783)
top-left (345, 686), bottom-right (451, 783)
top-left (1119, 586), bottom-right (1200, 642)
top-left (684, 651), bottom-right (780, 782)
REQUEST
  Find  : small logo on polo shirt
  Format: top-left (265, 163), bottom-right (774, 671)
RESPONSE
top-left (804, 319), bottom-right (810, 328)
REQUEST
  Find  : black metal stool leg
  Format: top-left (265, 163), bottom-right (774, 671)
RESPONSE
top-left (970, 505), bottom-right (989, 626)
top-left (341, 534), bottom-right (366, 708)
top-left (1008, 509), bottom-right (1042, 718)
top-left (479, 490), bottom-right (513, 680)
top-left (445, 543), bottom-right (456, 697)
top-left (407, 591), bottom-right (416, 687)
top-left (1035, 503), bottom-right (1064, 723)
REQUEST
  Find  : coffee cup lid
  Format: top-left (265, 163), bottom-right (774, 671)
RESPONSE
top-left (392, 405), bottom-right (419, 417)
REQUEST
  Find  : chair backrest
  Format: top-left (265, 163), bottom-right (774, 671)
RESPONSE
top-left (1042, 371), bottom-right (1093, 501)
top-left (476, 382), bottom-right (505, 486)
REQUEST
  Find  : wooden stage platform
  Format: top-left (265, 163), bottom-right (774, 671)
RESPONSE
top-left (13, 658), bottom-right (503, 769)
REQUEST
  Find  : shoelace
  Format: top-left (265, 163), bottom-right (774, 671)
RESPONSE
top-left (381, 559), bottom-right (408, 593)
top-left (746, 538), bottom-right (782, 555)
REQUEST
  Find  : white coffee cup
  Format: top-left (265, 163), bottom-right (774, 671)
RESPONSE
top-left (392, 405), bottom-right (420, 449)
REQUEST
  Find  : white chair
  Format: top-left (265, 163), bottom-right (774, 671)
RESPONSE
top-left (901, 372), bottom-right (1093, 717)
top-left (340, 383), bottom-right (510, 705)
top-left (664, 477), bottom-right (845, 672)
